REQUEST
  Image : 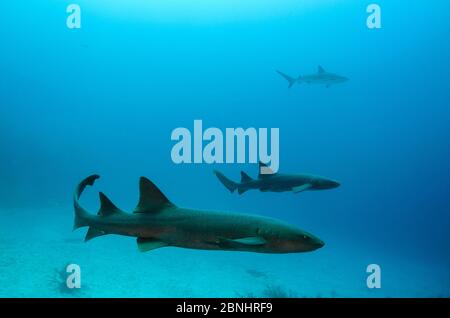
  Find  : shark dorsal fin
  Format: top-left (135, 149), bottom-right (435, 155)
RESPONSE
top-left (318, 65), bottom-right (325, 74)
top-left (258, 161), bottom-right (276, 178)
top-left (134, 177), bottom-right (174, 213)
top-left (98, 192), bottom-right (123, 216)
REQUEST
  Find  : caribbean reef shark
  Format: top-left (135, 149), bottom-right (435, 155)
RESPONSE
top-left (73, 175), bottom-right (324, 253)
top-left (277, 65), bottom-right (348, 88)
top-left (214, 162), bottom-right (340, 195)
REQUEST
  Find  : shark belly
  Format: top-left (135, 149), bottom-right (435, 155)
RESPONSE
top-left (149, 210), bottom-right (260, 251)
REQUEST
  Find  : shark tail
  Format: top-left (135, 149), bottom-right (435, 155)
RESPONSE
top-left (276, 70), bottom-right (301, 88)
top-left (214, 170), bottom-right (239, 193)
top-left (73, 175), bottom-right (137, 242)
top-left (238, 188), bottom-right (249, 195)
top-left (73, 174), bottom-right (100, 230)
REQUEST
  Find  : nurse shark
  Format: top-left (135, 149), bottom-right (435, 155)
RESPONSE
top-left (277, 65), bottom-right (348, 88)
top-left (73, 175), bottom-right (324, 253)
top-left (214, 162), bottom-right (340, 195)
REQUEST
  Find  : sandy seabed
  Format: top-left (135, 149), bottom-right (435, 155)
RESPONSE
top-left (0, 207), bottom-right (448, 298)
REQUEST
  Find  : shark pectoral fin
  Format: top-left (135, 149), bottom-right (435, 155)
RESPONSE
top-left (231, 237), bottom-right (267, 245)
top-left (292, 184), bottom-right (312, 194)
top-left (213, 237), bottom-right (266, 249)
top-left (85, 227), bottom-right (107, 242)
top-left (137, 237), bottom-right (168, 252)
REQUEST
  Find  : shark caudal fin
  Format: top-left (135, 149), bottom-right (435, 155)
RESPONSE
top-left (214, 170), bottom-right (239, 193)
top-left (276, 70), bottom-right (300, 88)
top-left (73, 174), bottom-right (100, 230)
top-left (238, 188), bottom-right (249, 195)
top-left (73, 175), bottom-right (127, 242)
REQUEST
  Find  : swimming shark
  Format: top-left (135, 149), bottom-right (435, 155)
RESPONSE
top-left (277, 66), bottom-right (348, 88)
top-left (214, 162), bottom-right (340, 195)
top-left (73, 175), bottom-right (325, 253)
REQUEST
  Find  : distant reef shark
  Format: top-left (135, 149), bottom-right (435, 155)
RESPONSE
top-left (277, 65), bottom-right (348, 88)
top-left (73, 175), bottom-right (325, 254)
top-left (214, 162), bottom-right (340, 195)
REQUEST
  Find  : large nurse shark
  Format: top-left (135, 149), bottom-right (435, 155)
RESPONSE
top-left (277, 65), bottom-right (348, 88)
top-left (214, 162), bottom-right (340, 195)
top-left (73, 175), bottom-right (325, 254)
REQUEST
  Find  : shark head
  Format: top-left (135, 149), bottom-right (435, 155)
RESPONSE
top-left (328, 73), bottom-right (349, 84)
top-left (311, 176), bottom-right (341, 190)
top-left (254, 220), bottom-right (325, 253)
top-left (337, 74), bottom-right (349, 83)
top-left (273, 229), bottom-right (325, 253)
top-left (277, 230), bottom-right (325, 253)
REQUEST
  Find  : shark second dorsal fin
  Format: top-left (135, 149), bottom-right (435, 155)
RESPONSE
top-left (258, 161), bottom-right (275, 178)
top-left (318, 65), bottom-right (325, 74)
top-left (134, 177), bottom-right (175, 213)
top-left (98, 192), bottom-right (123, 216)
top-left (240, 171), bottom-right (253, 183)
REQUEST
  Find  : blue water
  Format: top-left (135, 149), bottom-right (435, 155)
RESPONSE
top-left (0, 1), bottom-right (449, 297)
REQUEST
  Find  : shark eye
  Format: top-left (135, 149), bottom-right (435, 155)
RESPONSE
top-left (303, 235), bottom-right (310, 240)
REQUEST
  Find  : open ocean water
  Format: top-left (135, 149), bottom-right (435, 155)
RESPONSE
top-left (0, 1), bottom-right (449, 298)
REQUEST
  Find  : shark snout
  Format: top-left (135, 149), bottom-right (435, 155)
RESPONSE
top-left (295, 232), bottom-right (325, 252)
top-left (337, 75), bottom-right (349, 83)
top-left (311, 238), bottom-right (325, 250)
top-left (314, 178), bottom-right (341, 190)
top-left (328, 180), bottom-right (340, 189)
